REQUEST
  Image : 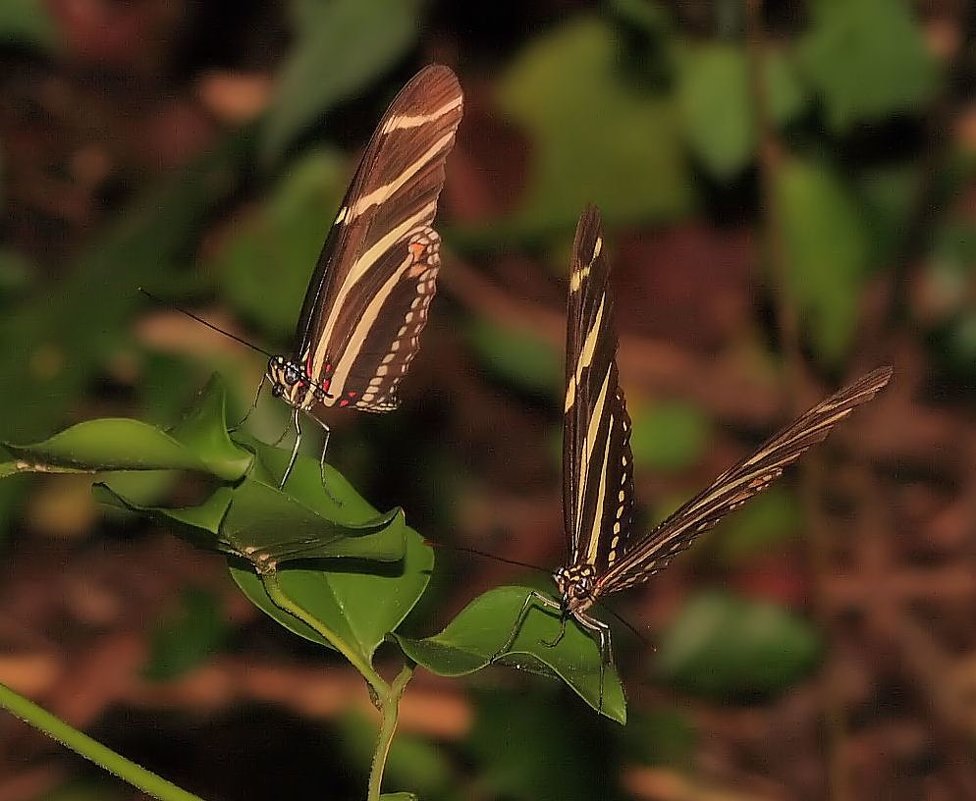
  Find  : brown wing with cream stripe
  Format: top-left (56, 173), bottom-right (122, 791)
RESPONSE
top-left (596, 366), bottom-right (893, 596)
top-left (562, 206), bottom-right (636, 571)
top-left (292, 65), bottom-right (463, 412)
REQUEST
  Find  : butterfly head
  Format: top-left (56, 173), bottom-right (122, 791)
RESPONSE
top-left (553, 564), bottom-right (598, 616)
top-left (266, 355), bottom-right (327, 407)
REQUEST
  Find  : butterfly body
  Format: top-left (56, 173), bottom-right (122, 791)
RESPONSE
top-left (262, 65), bottom-right (462, 487)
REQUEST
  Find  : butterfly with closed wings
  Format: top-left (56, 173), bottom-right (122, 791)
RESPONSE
top-left (262, 64), bottom-right (463, 487)
top-left (492, 205), bottom-right (893, 709)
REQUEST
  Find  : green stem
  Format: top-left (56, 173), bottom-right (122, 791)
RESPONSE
top-left (0, 681), bottom-right (206, 801)
top-left (366, 663), bottom-right (414, 801)
top-left (260, 569), bottom-right (390, 696)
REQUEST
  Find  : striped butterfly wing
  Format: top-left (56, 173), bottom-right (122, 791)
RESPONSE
top-left (563, 206), bottom-right (636, 572)
top-left (597, 366), bottom-right (893, 595)
top-left (293, 65), bottom-right (463, 412)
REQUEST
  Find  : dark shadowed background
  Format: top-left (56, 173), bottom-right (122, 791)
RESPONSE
top-left (1, 1), bottom-right (974, 800)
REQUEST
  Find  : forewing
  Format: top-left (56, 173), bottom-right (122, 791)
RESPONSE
top-left (292, 65), bottom-right (463, 410)
top-left (598, 367), bottom-right (893, 594)
top-left (562, 206), bottom-right (636, 571)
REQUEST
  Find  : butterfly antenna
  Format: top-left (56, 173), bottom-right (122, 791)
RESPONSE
top-left (138, 288), bottom-right (275, 360)
top-left (594, 599), bottom-right (652, 648)
top-left (423, 540), bottom-right (551, 575)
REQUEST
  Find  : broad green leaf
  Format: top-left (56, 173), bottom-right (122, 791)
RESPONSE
top-left (467, 689), bottom-right (620, 801)
top-left (144, 587), bottom-right (228, 681)
top-left (229, 443), bottom-right (432, 663)
top-left (678, 44), bottom-right (807, 179)
top-left (465, 318), bottom-right (561, 396)
top-left (1, 376), bottom-right (251, 481)
top-left (656, 591), bottom-right (821, 697)
top-left (94, 475), bottom-right (404, 568)
top-left (497, 16), bottom-right (690, 233)
top-left (215, 150), bottom-right (347, 340)
top-left (0, 0), bottom-right (56, 50)
top-left (395, 585), bottom-right (626, 723)
top-left (799, 0), bottom-right (937, 132)
top-left (262, 0), bottom-right (420, 163)
top-left (629, 400), bottom-right (709, 471)
top-left (776, 157), bottom-right (871, 364)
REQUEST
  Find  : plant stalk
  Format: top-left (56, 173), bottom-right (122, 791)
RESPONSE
top-left (366, 663), bottom-right (415, 801)
top-left (0, 681), bottom-right (207, 801)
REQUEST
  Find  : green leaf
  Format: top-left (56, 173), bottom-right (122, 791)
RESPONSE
top-left (214, 150), bottom-right (348, 340)
top-left (261, 0), bottom-right (420, 163)
top-left (0, 0), bottom-right (56, 51)
top-left (144, 587), bottom-right (228, 681)
top-left (678, 43), bottom-right (807, 179)
top-left (678, 44), bottom-right (751, 179)
top-left (95, 469), bottom-right (404, 566)
top-left (776, 157), bottom-right (871, 364)
top-left (799, 0), bottom-right (938, 132)
top-left (379, 795), bottom-right (418, 801)
top-left (465, 317), bottom-right (561, 396)
top-left (656, 591), bottom-right (822, 697)
top-left (395, 586), bottom-right (626, 723)
top-left (497, 16), bottom-right (691, 233)
top-left (629, 400), bottom-right (709, 471)
top-left (1, 376), bottom-right (251, 481)
top-left (228, 442), bottom-right (432, 663)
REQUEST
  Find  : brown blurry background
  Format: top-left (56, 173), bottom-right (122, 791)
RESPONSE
top-left (1, 1), bottom-right (975, 800)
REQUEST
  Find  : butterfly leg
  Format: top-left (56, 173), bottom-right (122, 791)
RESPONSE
top-left (577, 613), bottom-right (613, 713)
top-left (540, 614), bottom-right (568, 648)
top-left (230, 375), bottom-right (266, 433)
top-left (490, 590), bottom-right (562, 663)
top-left (314, 419), bottom-right (342, 505)
top-left (279, 409), bottom-right (302, 489)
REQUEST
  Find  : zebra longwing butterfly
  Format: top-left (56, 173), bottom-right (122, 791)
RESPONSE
top-left (266, 65), bottom-right (463, 486)
top-left (494, 205), bottom-right (893, 706)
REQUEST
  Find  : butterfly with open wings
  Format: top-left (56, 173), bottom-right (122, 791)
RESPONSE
top-left (493, 205), bottom-right (893, 707)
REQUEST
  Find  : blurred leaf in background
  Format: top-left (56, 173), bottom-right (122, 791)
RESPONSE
top-left (497, 16), bottom-right (692, 235)
top-left (262, 0), bottom-right (420, 163)
top-left (799, 0), bottom-right (938, 133)
top-left (213, 150), bottom-right (348, 341)
top-left (776, 157), bottom-right (872, 364)
top-left (467, 689), bottom-right (624, 801)
top-left (678, 43), bottom-right (807, 179)
top-left (144, 587), bottom-right (229, 682)
top-left (0, 0), bottom-right (56, 51)
top-left (655, 590), bottom-right (822, 698)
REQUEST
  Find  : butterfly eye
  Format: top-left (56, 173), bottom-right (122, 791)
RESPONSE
top-left (283, 364), bottom-right (301, 385)
top-left (271, 384), bottom-right (284, 398)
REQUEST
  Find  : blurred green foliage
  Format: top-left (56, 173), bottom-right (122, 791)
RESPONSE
top-left (262, 0), bottom-right (421, 163)
top-left (0, 0), bottom-right (55, 50)
top-left (656, 591), bottom-right (822, 697)
top-left (144, 587), bottom-right (229, 682)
